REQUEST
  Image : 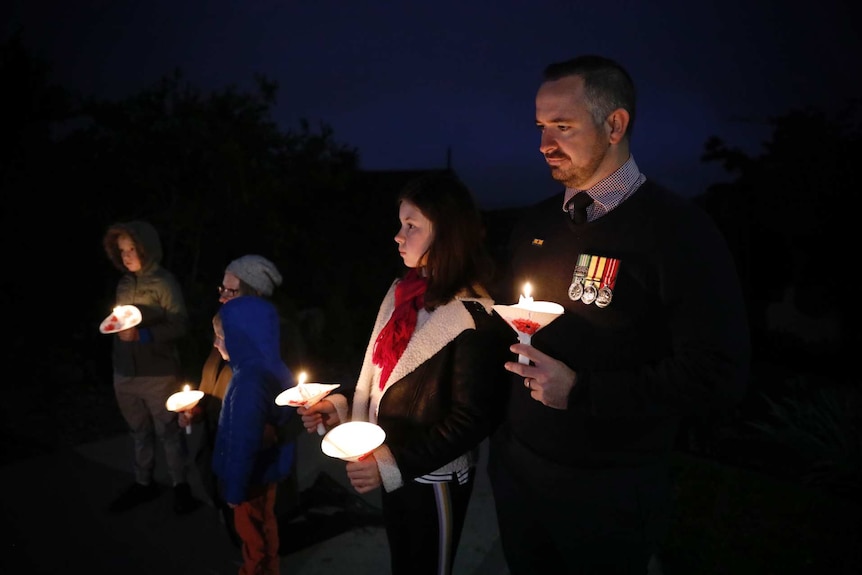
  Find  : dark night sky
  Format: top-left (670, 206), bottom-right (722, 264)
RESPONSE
top-left (6, 0), bottom-right (860, 209)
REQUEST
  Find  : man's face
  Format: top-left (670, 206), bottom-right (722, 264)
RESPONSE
top-left (535, 75), bottom-right (613, 190)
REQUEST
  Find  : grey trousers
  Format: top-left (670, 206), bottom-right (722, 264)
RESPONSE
top-left (113, 374), bottom-right (189, 486)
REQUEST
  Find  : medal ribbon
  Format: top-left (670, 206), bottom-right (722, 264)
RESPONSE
top-left (599, 258), bottom-right (619, 290)
top-left (571, 253), bottom-right (591, 284)
top-left (587, 256), bottom-right (607, 286)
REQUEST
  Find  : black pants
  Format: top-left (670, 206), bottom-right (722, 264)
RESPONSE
top-left (488, 429), bottom-right (671, 575)
top-left (382, 472), bottom-right (475, 575)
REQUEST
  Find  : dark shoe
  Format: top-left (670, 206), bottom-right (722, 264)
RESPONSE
top-left (173, 482), bottom-right (201, 515)
top-left (108, 482), bottom-right (160, 513)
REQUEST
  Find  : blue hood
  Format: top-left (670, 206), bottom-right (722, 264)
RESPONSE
top-left (221, 296), bottom-right (285, 376)
top-left (212, 296), bottom-right (296, 504)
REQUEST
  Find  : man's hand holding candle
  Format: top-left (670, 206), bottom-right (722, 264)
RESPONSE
top-left (504, 343), bottom-right (577, 410)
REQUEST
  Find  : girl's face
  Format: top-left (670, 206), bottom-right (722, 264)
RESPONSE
top-left (117, 234), bottom-right (142, 273)
top-left (394, 200), bottom-right (433, 269)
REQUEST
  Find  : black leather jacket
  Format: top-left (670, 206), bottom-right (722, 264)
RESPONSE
top-left (332, 281), bottom-right (510, 492)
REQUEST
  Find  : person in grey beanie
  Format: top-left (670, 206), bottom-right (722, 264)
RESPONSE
top-left (224, 254), bottom-right (283, 297)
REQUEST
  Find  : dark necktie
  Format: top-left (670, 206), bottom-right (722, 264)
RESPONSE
top-left (565, 193), bottom-right (594, 224)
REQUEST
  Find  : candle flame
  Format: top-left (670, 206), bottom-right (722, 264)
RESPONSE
top-left (523, 283), bottom-right (532, 299)
top-left (298, 372), bottom-right (307, 386)
top-left (183, 384), bottom-right (190, 393)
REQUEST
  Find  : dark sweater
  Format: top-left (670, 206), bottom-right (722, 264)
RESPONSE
top-left (499, 181), bottom-right (750, 467)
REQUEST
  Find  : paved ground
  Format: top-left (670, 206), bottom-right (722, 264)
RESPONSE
top-left (1, 426), bottom-right (509, 574)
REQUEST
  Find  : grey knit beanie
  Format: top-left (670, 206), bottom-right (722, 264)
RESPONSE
top-left (225, 255), bottom-right (283, 296)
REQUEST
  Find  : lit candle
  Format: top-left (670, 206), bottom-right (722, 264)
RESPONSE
top-left (175, 383), bottom-right (198, 435)
top-left (518, 282), bottom-right (534, 306)
top-left (297, 371), bottom-right (310, 400)
top-left (296, 371), bottom-right (326, 435)
top-left (493, 282), bottom-right (563, 366)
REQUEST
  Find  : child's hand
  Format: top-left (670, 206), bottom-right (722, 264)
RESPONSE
top-left (177, 404), bottom-right (202, 427)
top-left (346, 452), bottom-right (381, 494)
top-left (117, 326), bottom-right (140, 342)
top-left (178, 411), bottom-right (191, 428)
top-left (297, 400), bottom-right (339, 434)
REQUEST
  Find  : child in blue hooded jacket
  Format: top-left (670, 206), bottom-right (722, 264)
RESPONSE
top-left (211, 296), bottom-right (297, 574)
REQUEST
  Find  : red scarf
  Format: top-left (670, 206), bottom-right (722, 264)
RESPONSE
top-left (372, 269), bottom-right (428, 389)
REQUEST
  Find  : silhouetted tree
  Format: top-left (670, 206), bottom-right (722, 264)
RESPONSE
top-left (700, 99), bottom-right (861, 371)
top-left (62, 71), bottom-right (355, 284)
top-left (1, 34), bottom-right (91, 388)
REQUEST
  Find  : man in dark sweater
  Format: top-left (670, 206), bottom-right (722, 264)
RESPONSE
top-left (487, 55), bottom-right (750, 574)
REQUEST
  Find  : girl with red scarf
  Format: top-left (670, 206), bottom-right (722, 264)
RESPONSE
top-left (298, 172), bottom-right (508, 575)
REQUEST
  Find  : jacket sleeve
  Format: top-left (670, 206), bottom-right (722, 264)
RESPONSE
top-left (145, 271), bottom-right (189, 344)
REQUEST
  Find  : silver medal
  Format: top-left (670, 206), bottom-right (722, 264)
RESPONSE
top-left (595, 286), bottom-right (613, 308)
top-left (568, 280), bottom-right (584, 301)
top-left (581, 283), bottom-right (598, 305)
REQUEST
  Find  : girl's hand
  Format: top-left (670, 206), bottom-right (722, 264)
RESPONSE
top-left (297, 400), bottom-right (339, 434)
top-left (346, 452), bottom-right (381, 494)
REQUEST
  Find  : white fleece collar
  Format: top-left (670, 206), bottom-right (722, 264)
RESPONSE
top-left (383, 295), bottom-right (488, 387)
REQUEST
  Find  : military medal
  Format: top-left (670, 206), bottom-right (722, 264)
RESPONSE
top-left (595, 287), bottom-right (612, 307)
top-left (568, 253), bottom-right (591, 301)
top-left (580, 255), bottom-right (607, 305)
top-left (595, 257), bottom-right (620, 308)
